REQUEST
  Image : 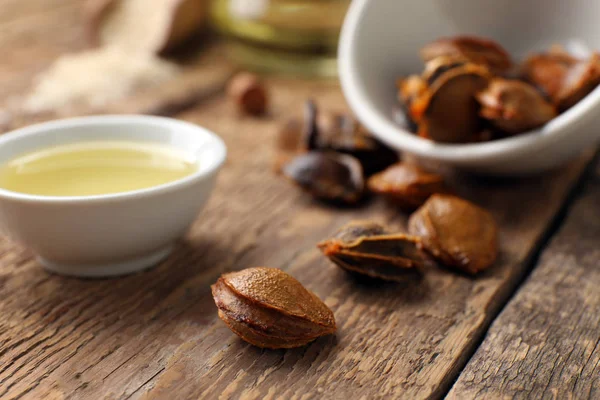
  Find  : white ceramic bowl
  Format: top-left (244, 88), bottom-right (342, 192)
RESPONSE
top-left (339, 0), bottom-right (600, 175)
top-left (0, 115), bottom-right (226, 277)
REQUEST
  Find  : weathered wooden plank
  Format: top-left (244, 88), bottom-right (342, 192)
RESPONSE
top-left (0, 74), bottom-right (594, 400)
top-left (1, 1), bottom-right (599, 399)
top-left (447, 159), bottom-right (600, 400)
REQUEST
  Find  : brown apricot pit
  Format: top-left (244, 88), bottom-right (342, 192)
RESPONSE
top-left (417, 63), bottom-right (491, 142)
top-left (367, 162), bottom-right (448, 210)
top-left (521, 48), bottom-right (577, 100)
top-left (278, 100), bottom-right (398, 175)
top-left (420, 36), bottom-right (512, 75)
top-left (522, 48), bottom-right (600, 111)
top-left (408, 194), bottom-right (498, 274)
top-left (212, 267), bottom-right (336, 349)
top-left (282, 151), bottom-right (365, 204)
top-left (398, 62), bottom-right (491, 143)
top-left (318, 220), bottom-right (425, 281)
top-left (555, 53), bottom-right (600, 111)
top-left (227, 72), bottom-right (269, 116)
top-left (476, 78), bottom-right (557, 134)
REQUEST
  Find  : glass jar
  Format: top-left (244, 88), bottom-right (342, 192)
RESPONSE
top-left (211, 0), bottom-right (351, 77)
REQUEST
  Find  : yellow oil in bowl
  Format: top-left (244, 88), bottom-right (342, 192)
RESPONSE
top-left (0, 141), bottom-right (198, 197)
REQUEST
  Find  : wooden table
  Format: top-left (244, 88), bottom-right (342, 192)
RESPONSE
top-left (1, 2), bottom-right (599, 399)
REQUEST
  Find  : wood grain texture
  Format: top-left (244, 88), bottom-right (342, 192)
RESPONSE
top-left (0, 75), bottom-right (593, 400)
top-left (0, 1), bottom-right (598, 399)
top-left (448, 159), bottom-right (600, 400)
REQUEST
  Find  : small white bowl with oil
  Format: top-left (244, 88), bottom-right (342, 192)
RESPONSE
top-left (0, 115), bottom-right (226, 277)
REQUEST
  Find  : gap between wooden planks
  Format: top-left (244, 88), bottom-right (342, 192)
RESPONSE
top-left (0, 74), bottom-right (596, 400)
top-left (448, 158), bottom-right (600, 399)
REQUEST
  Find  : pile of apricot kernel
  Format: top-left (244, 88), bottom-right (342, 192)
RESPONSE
top-left (397, 36), bottom-right (600, 143)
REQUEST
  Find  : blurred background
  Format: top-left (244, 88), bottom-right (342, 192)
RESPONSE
top-left (212, 0), bottom-right (350, 76)
top-left (0, 0), bottom-right (351, 128)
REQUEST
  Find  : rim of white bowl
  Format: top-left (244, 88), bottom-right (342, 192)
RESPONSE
top-left (0, 115), bottom-right (227, 203)
top-left (338, 0), bottom-right (600, 163)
